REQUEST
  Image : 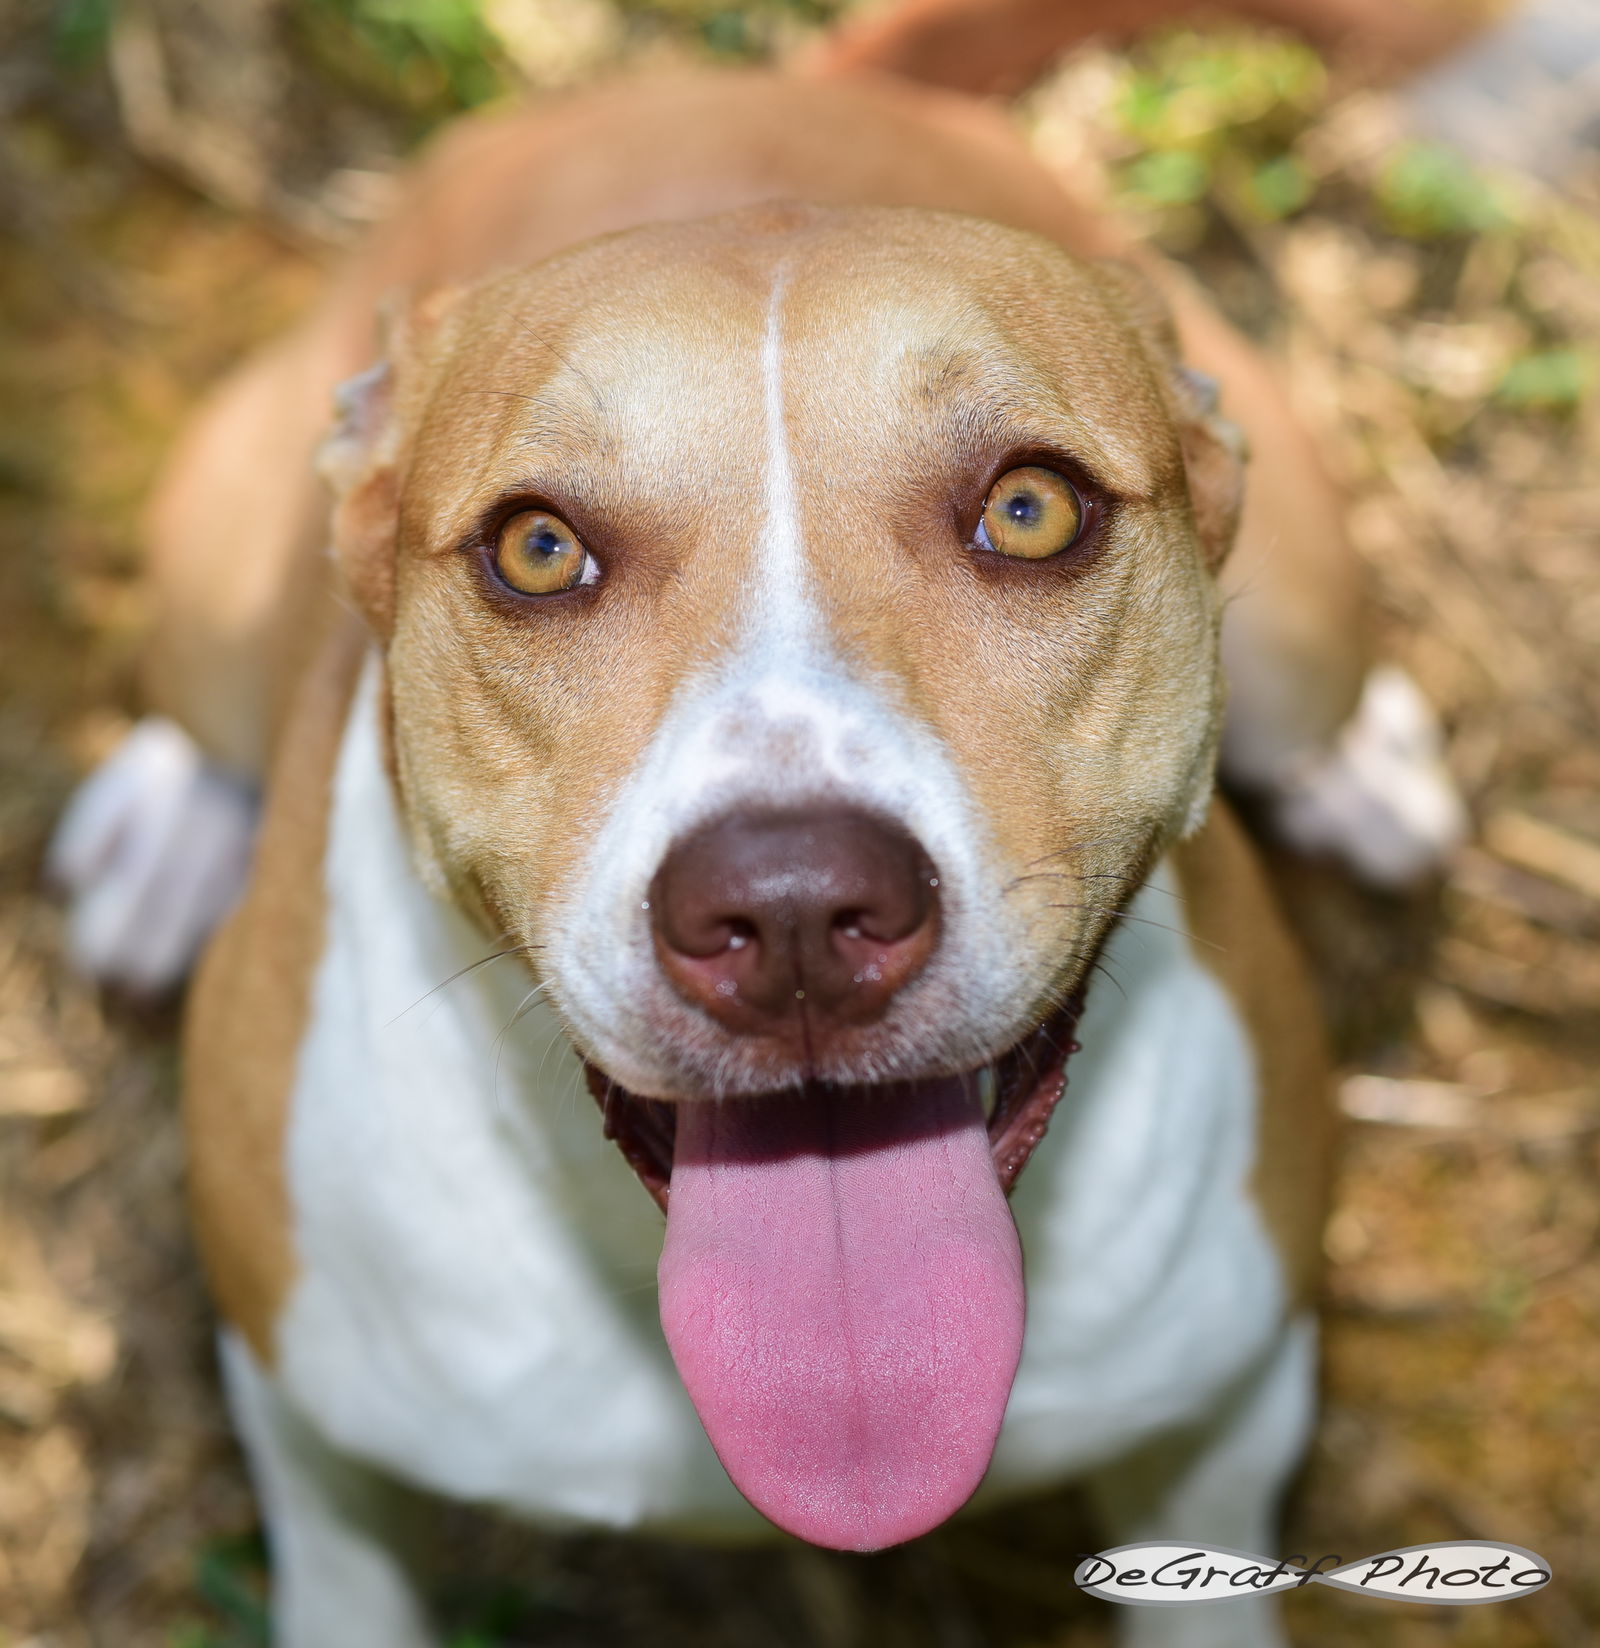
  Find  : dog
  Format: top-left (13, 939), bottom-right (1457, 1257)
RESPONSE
top-left (50, 23), bottom-right (1468, 1648)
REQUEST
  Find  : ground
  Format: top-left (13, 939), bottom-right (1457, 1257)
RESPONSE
top-left (0, 3), bottom-right (1597, 1645)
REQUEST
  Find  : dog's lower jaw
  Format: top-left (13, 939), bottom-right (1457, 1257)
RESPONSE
top-left (583, 991), bottom-right (1085, 1214)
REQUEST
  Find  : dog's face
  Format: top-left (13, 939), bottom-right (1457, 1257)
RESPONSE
top-left (324, 203), bottom-right (1243, 1550)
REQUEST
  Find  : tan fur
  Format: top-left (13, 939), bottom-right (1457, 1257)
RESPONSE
top-left (141, 329), bottom-right (346, 780)
top-left (1174, 803), bottom-right (1334, 1301)
top-left (810, 0), bottom-right (1490, 97)
top-left (184, 617), bottom-right (366, 1359)
top-left (170, 68), bottom-right (1338, 1359)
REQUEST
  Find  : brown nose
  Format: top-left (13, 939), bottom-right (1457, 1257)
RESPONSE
top-left (649, 808), bottom-right (940, 1039)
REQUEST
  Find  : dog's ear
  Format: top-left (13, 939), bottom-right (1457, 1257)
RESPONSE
top-left (1094, 261), bottom-right (1247, 570)
top-left (317, 285), bottom-right (463, 635)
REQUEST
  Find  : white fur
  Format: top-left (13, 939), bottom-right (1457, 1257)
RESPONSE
top-left (220, 1329), bottom-right (436, 1648)
top-left (1087, 1316), bottom-right (1317, 1648)
top-left (265, 663), bottom-right (1294, 1569)
top-left (1271, 666), bottom-right (1467, 889)
top-left (546, 271), bottom-right (1024, 1098)
top-left (48, 716), bottom-right (257, 993)
top-left (753, 263), bottom-right (812, 652)
top-left (278, 663), bottom-right (747, 1533)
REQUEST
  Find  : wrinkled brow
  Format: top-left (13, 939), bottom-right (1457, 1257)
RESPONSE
top-left (898, 335), bottom-right (1161, 489)
top-left (476, 383), bottom-right (612, 456)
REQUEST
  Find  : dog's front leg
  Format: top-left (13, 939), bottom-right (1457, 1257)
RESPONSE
top-left (1085, 1315), bottom-right (1318, 1648)
top-left (219, 1331), bottom-right (439, 1648)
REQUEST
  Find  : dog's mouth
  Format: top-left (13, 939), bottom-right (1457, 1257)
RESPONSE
top-left (582, 997), bottom-right (1082, 1552)
top-left (586, 999), bottom-right (1082, 1211)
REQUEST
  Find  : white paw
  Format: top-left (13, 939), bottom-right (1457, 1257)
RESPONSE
top-left (47, 717), bottom-right (258, 994)
top-left (1269, 667), bottom-right (1467, 890)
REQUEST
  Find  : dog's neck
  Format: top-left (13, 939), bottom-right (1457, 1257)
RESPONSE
top-left (316, 656), bottom-right (673, 1277)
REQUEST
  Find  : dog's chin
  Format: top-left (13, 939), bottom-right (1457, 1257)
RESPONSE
top-left (582, 994), bottom-right (1085, 1213)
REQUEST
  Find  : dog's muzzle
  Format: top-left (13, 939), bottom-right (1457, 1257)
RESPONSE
top-left (571, 803), bottom-right (1089, 1555)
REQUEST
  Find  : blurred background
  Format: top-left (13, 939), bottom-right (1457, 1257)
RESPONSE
top-left (0, 0), bottom-right (1596, 1643)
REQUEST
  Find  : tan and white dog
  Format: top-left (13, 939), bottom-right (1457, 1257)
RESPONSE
top-left (51, 31), bottom-right (1467, 1648)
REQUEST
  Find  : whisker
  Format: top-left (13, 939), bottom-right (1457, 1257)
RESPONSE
top-left (1036, 901), bottom-right (1222, 951)
top-left (387, 939), bottom-right (537, 1025)
top-left (601, 1074), bottom-right (624, 1151)
top-left (1018, 832), bottom-right (1148, 873)
top-left (491, 977), bottom-right (556, 1122)
top-left (513, 319), bottom-right (606, 416)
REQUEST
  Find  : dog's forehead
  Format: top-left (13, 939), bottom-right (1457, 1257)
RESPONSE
top-left (775, 253), bottom-right (1176, 499)
top-left (421, 208), bottom-right (1178, 496)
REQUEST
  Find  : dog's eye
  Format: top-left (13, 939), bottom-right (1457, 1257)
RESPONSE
top-left (493, 509), bottom-right (596, 595)
top-left (976, 467), bottom-right (1084, 560)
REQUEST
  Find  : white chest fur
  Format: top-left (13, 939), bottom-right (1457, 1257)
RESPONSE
top-left (273, 667), bottom-right (1287, 1534)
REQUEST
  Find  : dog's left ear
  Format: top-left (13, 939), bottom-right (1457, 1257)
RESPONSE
top-left (317, 285), bottom-right (463, 636)
top-left (1094, 261), bottom-right (1248, 569)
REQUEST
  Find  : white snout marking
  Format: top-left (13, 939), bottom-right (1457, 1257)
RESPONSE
top-left (546, 267), bottom-right (1027, 1097)
top-left (753, 262), bottom-right (812, 652)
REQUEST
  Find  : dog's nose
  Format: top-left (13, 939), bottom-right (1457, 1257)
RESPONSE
top-left (649, 808), bottom-right (939, 1036)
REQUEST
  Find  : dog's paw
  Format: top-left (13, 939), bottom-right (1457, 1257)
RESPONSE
top-left (47, 717), bottom-right (258, 994)
top-left (1267, 667), bottom-right (1467, 890)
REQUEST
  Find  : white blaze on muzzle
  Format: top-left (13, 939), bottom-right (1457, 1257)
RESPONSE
top-left (547, 266), bottom-right (1027, 1097)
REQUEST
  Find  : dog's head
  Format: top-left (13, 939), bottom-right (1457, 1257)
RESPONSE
top-left (321, 204), bottom-right (1243, 1549)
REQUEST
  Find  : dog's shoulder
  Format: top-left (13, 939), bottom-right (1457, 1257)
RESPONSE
top-left (184, 616), bottom-right (369, 1361)
top-left (1171, 802), bottom-right (1334, 1299)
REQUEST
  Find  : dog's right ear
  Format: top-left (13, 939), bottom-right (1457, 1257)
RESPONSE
top-left (318, 356), bottom-right (398, 634)
top-left (317, 286), bottom-right (461, 636)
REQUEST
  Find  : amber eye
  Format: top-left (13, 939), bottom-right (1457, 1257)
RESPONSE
top-left (492, 509), bottom-right (595, 595)
top-left (977, 466), bottom-right (1085, 560)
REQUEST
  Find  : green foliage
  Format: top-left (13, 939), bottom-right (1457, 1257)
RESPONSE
top-left (1114, 31), bottom-right (1324, 151)
top-left (437, 1573), bottom-right (585, 1643)
top-left (1481, 1272), bottom-right (1534, 1335)
top-left (1246, 152), bottom-right (1312, 221)
top-left (1109, 30), bottom-right (1325, 227)
top-left (1495, 348), bottom-right (1592, 413)
top-left (291, 0), bottom-right (511, 129)
top-left (1121, 148), bottom-right (1210, 208)
top-left (51, 0), bottom-right (115, 67)
top-left (680, 0), bottom-right (844, 59)
top-left (166, 1536), bottom-right (269, 1648)
top-left (700, 6), bottom-right (753, 54)
top-left (1375, 141), bottom-right (1514, 240)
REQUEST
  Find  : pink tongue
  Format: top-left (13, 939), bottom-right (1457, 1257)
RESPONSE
top-left (659, 1080), bottom-right (1024, 1551)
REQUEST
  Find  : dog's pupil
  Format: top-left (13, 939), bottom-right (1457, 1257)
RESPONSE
top-left (1007, 492), bottom-right (1040, 525)
top-left (534, 530), bottom-right (563, 556)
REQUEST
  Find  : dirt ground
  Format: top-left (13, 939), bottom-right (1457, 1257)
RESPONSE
top-left (1, 3), bottom-right (1597, 1645)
